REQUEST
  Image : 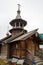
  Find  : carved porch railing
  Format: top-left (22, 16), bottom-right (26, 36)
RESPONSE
top-left (35, 50), bottom-right (43, 60)
top-left (24, 49), bottom-right (34, 65)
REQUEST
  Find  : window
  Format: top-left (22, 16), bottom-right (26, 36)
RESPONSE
top-left (16, 44), bottom-right (18, 48)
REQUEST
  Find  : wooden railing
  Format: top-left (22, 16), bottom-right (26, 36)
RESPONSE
top-left (24, 49), bottom-right (34, 65)
top-left (35, 50), bottom-right (43, 60)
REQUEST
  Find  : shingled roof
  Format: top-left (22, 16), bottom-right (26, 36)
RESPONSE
top-left (0, 30), bottom-right (24, 44)
top-left (10, 29), bottom-right (38, 43)
top-left (0, 29), bottom-right (41, 44)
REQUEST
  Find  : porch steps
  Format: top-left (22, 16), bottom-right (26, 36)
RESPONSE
top-left (33, 56), bottom-right (43, 65)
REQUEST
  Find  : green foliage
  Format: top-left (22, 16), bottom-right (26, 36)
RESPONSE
top-left (0, 58), bottom-right (9, 65)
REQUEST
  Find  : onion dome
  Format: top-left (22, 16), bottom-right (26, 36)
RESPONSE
top-left (10, 4), bottom-right (27, 28)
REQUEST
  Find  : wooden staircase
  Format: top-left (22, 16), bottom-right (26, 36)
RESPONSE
top-left (33, 56), bottom-right (43, 65)
top-left (24, 49), bottom-right (43, 65)
top-left (34, 50), bottom-right (43, 65)
top-left (24, 49), bottom-right (34, 65)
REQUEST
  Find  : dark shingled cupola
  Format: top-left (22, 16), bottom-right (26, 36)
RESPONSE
top-left (9, 4), bottom-right (27, 35)
top-left (10, 4), bottom-right (27, 28)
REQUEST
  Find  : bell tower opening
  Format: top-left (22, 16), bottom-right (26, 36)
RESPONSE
top-left (9, 4), bottom-right (27, 35)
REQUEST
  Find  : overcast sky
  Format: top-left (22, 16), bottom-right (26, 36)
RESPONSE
top-left (0, 0), bottom-right (43, 39)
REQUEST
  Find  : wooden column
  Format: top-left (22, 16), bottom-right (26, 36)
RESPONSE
top-left (20, 40), bottom-right (26, 58)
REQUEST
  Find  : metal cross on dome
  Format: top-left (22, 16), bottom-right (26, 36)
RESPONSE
top-left (18, 4), bottom-right (21, 11)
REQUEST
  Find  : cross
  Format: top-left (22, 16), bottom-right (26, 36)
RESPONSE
top-left (18, 4), bottom-right (21, 11)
